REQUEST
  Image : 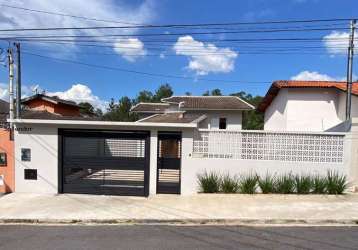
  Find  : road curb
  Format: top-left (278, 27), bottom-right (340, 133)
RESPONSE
top-left (0, 218), bottom-right (358, 226)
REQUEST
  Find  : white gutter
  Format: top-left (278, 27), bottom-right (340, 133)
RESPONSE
top-left (8, 118), bottom-right (197, 128)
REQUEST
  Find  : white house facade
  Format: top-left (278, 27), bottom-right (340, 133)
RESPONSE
top-left (258, 80), bottom-right (358, 132)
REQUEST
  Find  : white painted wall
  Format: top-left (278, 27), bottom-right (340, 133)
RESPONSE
top-left (193, 111), bottom-right (243, 130)
top-left (265, 88), bottom-right (345, 132)
top-left (13, 122), bottom-right (353, 196)
top-left (15, 125), bottom-right (59, 194)
top-left (181, 158), bottom-right (349, 195)
top-left (264, 89), bottom-right (288, 131)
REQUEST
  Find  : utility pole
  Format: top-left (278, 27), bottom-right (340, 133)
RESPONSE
top-left (346, 19), bottom-right (356, 120)
top-left (7, 48), bottom-right (14, 125)
top-left (15, 43), bottom-right (21, 118)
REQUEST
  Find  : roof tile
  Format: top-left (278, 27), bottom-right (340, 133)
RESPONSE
top-left (258, 80), bottom-right (358, 112)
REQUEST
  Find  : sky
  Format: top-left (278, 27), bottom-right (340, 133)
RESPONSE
top-left (0, 0), bottom-right (357, 110)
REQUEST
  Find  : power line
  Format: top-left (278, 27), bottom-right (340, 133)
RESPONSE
top-left (22, 51), bottom-right (272, 84)
top-left (5, 37), bottom-right (355, 44)
top-left (3, 4), bottom-right (348, 31)
top-left (0, 26), bottom-right (349, 35)
top-left (0, 3), bottom-right (140, 25)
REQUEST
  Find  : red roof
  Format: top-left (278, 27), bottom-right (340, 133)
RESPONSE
top-left (258, 80), bottom-right (358, 112)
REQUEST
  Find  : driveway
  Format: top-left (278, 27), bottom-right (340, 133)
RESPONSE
top-left (0, 193), bottom-right (358, 224)
top-left (0, 225), bottom-right (357, 250)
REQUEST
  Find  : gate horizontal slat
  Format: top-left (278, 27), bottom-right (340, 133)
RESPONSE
top-left (63, 157), bottom-right (146, 170)
top-left (158, 158), bottom-right (181, 170)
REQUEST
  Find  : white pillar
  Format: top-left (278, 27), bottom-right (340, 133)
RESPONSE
top-left (149, 129), bottom-right (158, 195)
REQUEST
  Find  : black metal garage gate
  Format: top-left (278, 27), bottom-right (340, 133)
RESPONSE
top-left (59, 129), bottom-right (150, 196)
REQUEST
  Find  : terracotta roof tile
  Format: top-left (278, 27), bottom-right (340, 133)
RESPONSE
top-left (258, 80), bottom-right (358, 112)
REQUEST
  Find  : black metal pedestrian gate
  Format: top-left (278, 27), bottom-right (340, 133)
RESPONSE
top-left (157, 132), bottom-right (181, 194)
top-left (59, 129), bottom-right (150, 196)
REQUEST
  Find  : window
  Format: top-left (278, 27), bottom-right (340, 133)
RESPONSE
top-left (24, 169), bottom-right (37, 180)
top-left (21, 148), bottom-right (31, 161)
top-left (219, 118), bottom-right (227, 130)
top-left (0, 153), bottom-right (6, 166)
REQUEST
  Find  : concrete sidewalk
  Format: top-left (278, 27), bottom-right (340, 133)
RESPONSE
top-left (0, 193), bottom-right (357, 225)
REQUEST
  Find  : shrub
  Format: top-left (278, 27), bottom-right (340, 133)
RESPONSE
top-left (197, 171), bottom-right (221, 193)
top-left (275, 174), bottom-right (295, 194)
top-left (220, 174), bottom-right (239, 193)
top-left (312, 176), bottom-right (327, 194)
top-left (295, 175), bottom-right (313, 194)
top-left (258, 174), bottom-right (276, 194)
top-left (239, 174), bottom-right (258, 194)
top-left (326, 171), bottom-right (348, 195)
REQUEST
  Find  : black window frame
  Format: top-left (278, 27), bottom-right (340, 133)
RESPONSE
top-left (24, 169), bottom-right (37, 180)
top-left (0, 152), bottom-right (7, 166)
top-left (21, 148), bottom-right (31, 161)
top-left (219, 118), bottom-right (227, 130)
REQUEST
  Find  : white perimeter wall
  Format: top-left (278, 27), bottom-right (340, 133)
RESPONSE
top-left (13, 123), bottom-right (353, 195)
top-left (181, 129), bottom-right (351, 195)
top-left (15, 125), bottom-right (59, 193)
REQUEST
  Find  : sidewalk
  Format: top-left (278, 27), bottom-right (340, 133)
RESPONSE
top-left (0, 193), bottom-right (357, 225)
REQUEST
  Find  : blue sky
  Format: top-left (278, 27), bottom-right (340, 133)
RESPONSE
top-left (0, 0), bottom-right (357, 110)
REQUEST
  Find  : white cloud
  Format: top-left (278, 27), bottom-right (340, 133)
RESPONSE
top-left (0, 82), bottom-right (107, 110)
top-left (323, 31), bottom-right (357, 55)
top-left (49, 84), bottom-right (107, 111)
top-left (0, 0), bottom-right (155, 60)
top-left (113, 38), bottom-right (147, 62)
top-left (291, 71), bottom-right (358, 82)
top-left (0, 83), bottom-right (38, 101)
top-left (291, 71), bottom-right (338, 81)
top-left (173, 35), bottom-right (238, 75)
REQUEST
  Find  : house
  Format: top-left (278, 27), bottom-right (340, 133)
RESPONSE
top-left (131, 96), bottom-right (255, 130)
top-left (0, 100), bottom-right (14, 193)
top-left (258, 80), bottom-right (358, 132)
top-left (9, 91), bottom-right (356, 197)
top-left (21, 94), bottom-right (81, 117)
top-left (0, 94), bottom-right (84, 194)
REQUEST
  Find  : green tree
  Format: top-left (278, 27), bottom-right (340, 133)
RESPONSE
top-left (136, 90), bottom-right (154, 103)
top-left (78, 102), bottom-right (102, 117)
top-left (210, 88), bottom-right (222, 96)
top-left (103, 97), bottom-right (137, 121)
top-left (231, 91), bottom-right (264, 130)
top-left (153, 83), bottom-right (173, 102)
top-left (202, 89), bottom-right (222, 96)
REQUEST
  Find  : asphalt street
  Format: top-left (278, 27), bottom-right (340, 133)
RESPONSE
top-left (0, 225), bottom-right (357, 250)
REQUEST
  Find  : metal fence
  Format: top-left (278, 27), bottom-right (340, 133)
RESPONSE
top-left (192, 129), bottom-right (346, 163)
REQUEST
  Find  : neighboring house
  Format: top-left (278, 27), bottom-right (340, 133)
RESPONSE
top-left (21, 94), bottom-right (80, 117)
top-left (131, 96), bottom-right (255, 130)
top-left (0, 94), bottom-right (84, 194)
top-left (0, 100), bottom-right (14, 193)
top-left (258, 80), bottom-right (358, 132)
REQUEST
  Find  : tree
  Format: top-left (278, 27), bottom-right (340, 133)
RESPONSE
top-left (78, 102), bottom-right (102, 117)
top-left (153, 83), bottom-right (173, 102)
top-left (202, 89), bottom-right (222, 96)
top-left (136, 90), bottom-right (153, 103)
top-left (231, 91), bottom-right (264, 130)
top-left (103, 97), bottom-right (137, 121)
top-left (210, 89), bottom-right (222, 96)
